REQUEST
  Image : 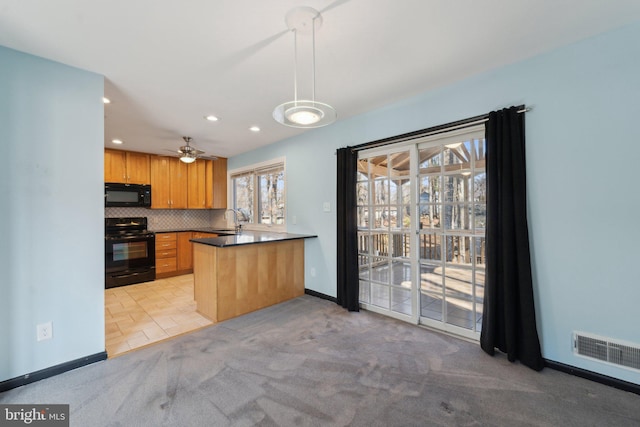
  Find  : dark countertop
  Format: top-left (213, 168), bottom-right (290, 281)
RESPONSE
top-left (190, 231), bottom-right (317, 247)
top-left (152, 228), bottom-right (237, 235)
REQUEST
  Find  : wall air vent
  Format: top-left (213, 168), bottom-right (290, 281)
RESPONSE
top-left (573, 332), bottom-right (640, 372)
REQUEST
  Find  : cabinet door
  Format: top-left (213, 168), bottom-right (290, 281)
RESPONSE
top-left (212, 157), bottom-right (227, 209)
top-left (169, 158), bottom-right (188, 209)
top-left (150, 157), bottom-right (172, 209)
top-left (187, 160), bottom-right (210, 209)
top-left (126, 152), bottom-right (150, 184)
top-left (104, 149), bottom-right (127, 183)
top-left (177, 232), bottom-right (193, 270)
top-left (205, 160), bottom-right (214, 209)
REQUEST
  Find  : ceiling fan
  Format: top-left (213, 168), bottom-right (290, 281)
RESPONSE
top-left (167, 137), bottom-right (217, 163)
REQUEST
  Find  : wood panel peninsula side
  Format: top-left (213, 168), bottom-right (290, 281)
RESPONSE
top-left (191, 231), bottom-right (316, 323)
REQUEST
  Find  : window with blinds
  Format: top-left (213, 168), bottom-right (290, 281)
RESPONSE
top-left (230, 159), bottom-right (286, 230)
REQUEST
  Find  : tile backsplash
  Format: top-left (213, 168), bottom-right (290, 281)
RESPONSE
top-left (105, 208), bottom-right (228, 231)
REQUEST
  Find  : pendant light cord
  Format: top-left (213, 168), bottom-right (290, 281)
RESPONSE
top-left (293, 14), bottom-right (319, 105)
top-left (312, 15), bottom-right (316, 103)
top-left (293, 28), bottom-right (298, 107)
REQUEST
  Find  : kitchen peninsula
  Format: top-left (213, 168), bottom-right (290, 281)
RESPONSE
top-left (190, 231), bottom-right (316, 322)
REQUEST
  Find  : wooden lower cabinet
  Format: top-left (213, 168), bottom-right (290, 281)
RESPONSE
top-left (177, 232), bottom-right (194, 271)
top-left (193, 239), bottom-right (305, 323)
top-left (155, 233), bottom-right (178, 277)
top-left (155, 231), bottom-right (198, 278)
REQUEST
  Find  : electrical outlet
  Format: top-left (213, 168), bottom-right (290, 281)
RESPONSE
top-left (37, 322), bottom-right (52, 341)
top-left (310, 267), bottom-right (317, 277)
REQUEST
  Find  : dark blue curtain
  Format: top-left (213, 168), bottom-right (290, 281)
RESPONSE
top-left (336, 147), bottom-right (359, 311)
top-left (480, 106), bottom-right (544, 371)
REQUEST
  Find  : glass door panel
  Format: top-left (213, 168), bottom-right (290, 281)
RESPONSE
top-left (357, 148), bottom-right (414, 319)
top-left (418, 132), bottom-right (486, 339)
top-left (420, 263), bottom-right (443, 321)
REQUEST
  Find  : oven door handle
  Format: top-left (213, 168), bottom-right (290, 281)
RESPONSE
top-left (106, 235), bottom-right (154, 241)
top-left (111, 271), bottom-right (143, 278)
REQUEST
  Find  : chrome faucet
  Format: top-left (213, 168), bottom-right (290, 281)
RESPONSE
top-left (225, 209), bottom-right (242, 233)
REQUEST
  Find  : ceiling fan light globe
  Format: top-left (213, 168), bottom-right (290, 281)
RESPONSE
top-left (179, 154), bottom-right (197, 163)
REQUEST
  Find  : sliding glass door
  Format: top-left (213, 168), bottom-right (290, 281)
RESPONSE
top-left (357, 126), bottom-right (486, 339)
top-left (357, 148), bottom-right (415, 320)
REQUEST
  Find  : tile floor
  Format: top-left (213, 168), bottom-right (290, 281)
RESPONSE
top-left (105, 274), bottom-right (213, 357)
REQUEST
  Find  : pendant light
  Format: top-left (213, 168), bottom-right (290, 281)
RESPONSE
top-left (273, 7), bottom-right (336, 128)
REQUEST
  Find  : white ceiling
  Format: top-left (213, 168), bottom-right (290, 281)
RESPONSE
top-left (2, 1), bottom-right (640, 158)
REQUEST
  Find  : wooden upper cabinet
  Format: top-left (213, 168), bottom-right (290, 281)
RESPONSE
top-left (126, 152), bottom-right (151, 184)
top-left (146, 154), bottom-right (227, 210)
top-left (212, 157), bottom-right (227, 209)
top-left (186, 158), bottom-right (227, 209)
top-left (104, 149), bottom-right (126, 183)
top-left (150, 156), bottom-right (187, 209)
top-left (170, 157), bottom-right (188, 209)
top-left (150, 156), bottom-right (171, 209)
top-left (187, 160), bottom-right (209, 209)
top-left (205, 160), bottom-right (214, 208)
top-left (104, 149), bottom-right (150, 184)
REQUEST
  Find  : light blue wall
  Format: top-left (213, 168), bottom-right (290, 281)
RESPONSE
top-left (231, 21), bottom-right (640, 385)
top-left (0, 46), bottom-right (105, 381)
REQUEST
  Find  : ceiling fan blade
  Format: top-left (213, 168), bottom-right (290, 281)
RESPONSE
top-left (320, 0), bottom-right (351, 13)
top-left (179, 145), bottom-right (204, 155)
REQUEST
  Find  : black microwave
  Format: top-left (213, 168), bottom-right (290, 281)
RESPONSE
top-left (105, 183), bottom-right (152, 207)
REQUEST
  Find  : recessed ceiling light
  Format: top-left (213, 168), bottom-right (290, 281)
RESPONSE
top-left (249, 126), bottom-right (260, 132)
top-left (111, 139), bottom-right (123, 144)
top-left (103, 97), bottom-right (111, 104)
top-left (204, 115), bottom-right (219, 122)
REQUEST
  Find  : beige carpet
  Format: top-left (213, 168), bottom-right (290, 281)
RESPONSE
top-left (1, 295), bottom-right (639, 426)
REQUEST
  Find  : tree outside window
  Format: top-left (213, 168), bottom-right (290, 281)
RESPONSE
top-left (231, 160), bottom-right (286, 229)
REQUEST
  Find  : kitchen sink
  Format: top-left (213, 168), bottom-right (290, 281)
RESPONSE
top-left (204, 228), bottom-right (237, 236)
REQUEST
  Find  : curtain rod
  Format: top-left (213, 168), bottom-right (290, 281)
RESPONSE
top-left (349, 105), bottom-right (529, 152)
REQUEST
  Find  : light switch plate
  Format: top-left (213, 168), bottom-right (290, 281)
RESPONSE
top-left (37, 321), bottom-right (52, 341)
top-left (323, 202), bottom-right (331, 212)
